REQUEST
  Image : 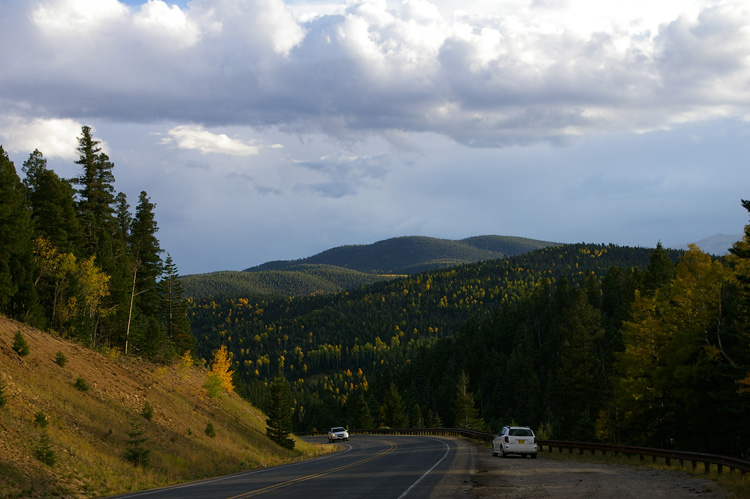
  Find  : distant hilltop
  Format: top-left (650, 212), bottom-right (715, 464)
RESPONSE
top-left (677, 234), bottom-right (742, 256)
top-left (243, 235), bottom-right (560, 275)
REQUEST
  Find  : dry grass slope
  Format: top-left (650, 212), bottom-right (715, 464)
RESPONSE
top-left (0, 316), bottom-right (329, 498)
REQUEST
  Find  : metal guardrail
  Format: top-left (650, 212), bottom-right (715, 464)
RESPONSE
top-left (298, 428), bottom-right (750, 475)
top-left (538, 439), bottom-right (750, 475)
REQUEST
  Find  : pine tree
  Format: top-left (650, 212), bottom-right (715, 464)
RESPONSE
top-left (0, 147), bottom-right (37, 320)
top-left (453, 372), bottom-right (484, 430)
top-left (71, 126), bottom-right (122, 347)
top-left (379, 383), bottom-right (407, 428)
top-left (266, 374), bottom-right (295, 449)
top-left (644, 242), bottom-right (674, 292)
top-left (129, 191), bottom-right (162, 316)
top-left (728, 199), bottom-right (750, 393)
top-left (158, 254), bottom-right (194, 355)
top-left (34, 432), bottom-right (56, 466)
top-left (350, 392), bottom-right (374, 429)
top-left (124, 420), bottom-right (150, 466)
top-left (125, 191), bottom-right (164, 356)
top-left (0, 378), bottom-right (7, 408)
top-left (23, 150), bottom-right (81, 255)
top-left (13, 330), bottom-right (30, 356)
top-left (73, 126), bottom-right (117, 264)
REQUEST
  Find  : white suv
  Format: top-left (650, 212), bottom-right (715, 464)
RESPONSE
top-left (492, 426), bottom-right (537, 458)
top-left (328, 427), bottom-right (349, 443)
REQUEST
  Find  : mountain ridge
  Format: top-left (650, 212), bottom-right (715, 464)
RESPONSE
top-left (244, 235), bottom-right (559, 274)
top-left (182, 235), bottom-right (560, 298)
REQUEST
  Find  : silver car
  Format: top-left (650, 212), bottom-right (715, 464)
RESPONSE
top-left (328, 427), bottom-right (349, 443)
top-left (492, 426), bottom-right (537, 458)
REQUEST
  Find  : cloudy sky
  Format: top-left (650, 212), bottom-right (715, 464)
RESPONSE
top-left (1, 0), bottom-right (749, 275)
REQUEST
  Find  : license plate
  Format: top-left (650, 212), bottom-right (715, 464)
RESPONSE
top-left (518, 440), bottom-right (525, 444)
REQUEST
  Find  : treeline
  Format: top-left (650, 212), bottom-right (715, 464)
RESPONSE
top-left (0, 128), bottom-right (193, 360)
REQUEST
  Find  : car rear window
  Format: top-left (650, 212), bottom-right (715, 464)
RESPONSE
top-left (509, 428), bottom-right (533, 436)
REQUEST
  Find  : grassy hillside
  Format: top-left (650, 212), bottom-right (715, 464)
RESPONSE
top-left (0, 317), bottom-right (328, 498)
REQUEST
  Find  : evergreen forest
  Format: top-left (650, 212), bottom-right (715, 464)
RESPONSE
top-left (0, 128), bottom-right (193, 360)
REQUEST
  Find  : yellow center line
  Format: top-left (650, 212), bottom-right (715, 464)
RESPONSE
top-left (227, 441), bottom-right (398, 498)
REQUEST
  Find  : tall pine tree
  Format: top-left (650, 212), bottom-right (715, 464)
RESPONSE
top-left (266, 374), bottom-right (295, 449)
top-left (157, 254), bottom-right (194, 355)
top-left (23, 150), bottom-right (82, 255)
top-left (126, 191), bottom-right (164, 356)
top-left (0, 147), bottom-right (38, 321)
top-left (73, 126), bottom-right (117, 266)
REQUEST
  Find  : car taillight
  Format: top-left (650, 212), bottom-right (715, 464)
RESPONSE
top-left (504, 436), bottom-right (509, 443)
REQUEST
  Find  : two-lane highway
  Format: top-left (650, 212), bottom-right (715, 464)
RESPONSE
top-left (111, 436), bottom-right (473, 499)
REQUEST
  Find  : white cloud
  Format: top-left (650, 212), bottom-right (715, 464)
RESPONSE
top-left (132, 0), bottom-right (201, 47)
top-left (161, 125), bottom-right (263, 156)
top-left (32, 0), bottom-right (128, 32)
top-left (0, 117), bottom-right (87, 161)
top-left (3, 0), bottom-right (748, 147)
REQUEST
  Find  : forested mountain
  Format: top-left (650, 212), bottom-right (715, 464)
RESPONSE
top-left (182, 235), bottom-right (558, 298)
top-left (244, 235), bottom-right (558, 274)
top-left (189, 218), bottom-right (750, 458)
top-left (0, 130), bottom-right (193, 361)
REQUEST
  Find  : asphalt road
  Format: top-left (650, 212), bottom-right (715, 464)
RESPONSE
top-left (109, 436), bottom-right (475, 499)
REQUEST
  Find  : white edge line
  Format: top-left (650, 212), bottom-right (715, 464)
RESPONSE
top-left (397, 437), bottom-right (451, 498)
top-left (120, 442), bottom-right (354, 497)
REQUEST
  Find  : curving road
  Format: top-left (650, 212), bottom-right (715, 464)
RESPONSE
top-left (110, 436), bottom-right (474, 499)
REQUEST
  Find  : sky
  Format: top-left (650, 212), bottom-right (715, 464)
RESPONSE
top-left (1, 0), bottom-right (749, 275)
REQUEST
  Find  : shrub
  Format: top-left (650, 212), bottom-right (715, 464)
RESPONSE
top-left (124, 420), bottom-right (150, 467)
top-left (203, 373), bottom-right (222, 398)
top-left (204, 422), bottom-right (216, 438)
top-left (141, 402), bottom-right (154, 421)
top-left (34, 411), bottom-right (49, 428)
top-left (73, 377), bottom-right (89, 392)
top-left (34, 432), bottom-right (56, 466)
top-left (13, 331), bottom-right (30, 357)
top-left (55, 351), bottom-right (67, 367)
top-left (0, 379), bottom-right (7, 408)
